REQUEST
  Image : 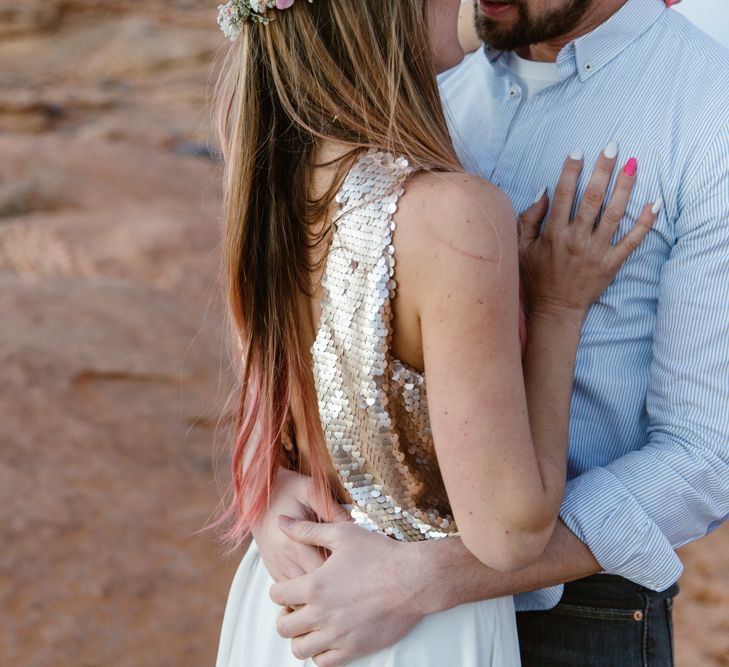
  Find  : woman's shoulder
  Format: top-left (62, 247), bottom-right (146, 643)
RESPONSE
top-left (395, 169), bottom-right (517, 262)
top-left (407, 169), bottom-right (512, 211)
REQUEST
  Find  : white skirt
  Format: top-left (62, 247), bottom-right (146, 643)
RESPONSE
top-left (216, 540), bottom-right (522, 667)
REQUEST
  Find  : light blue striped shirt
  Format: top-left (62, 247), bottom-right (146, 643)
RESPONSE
top-left (439, 0), bottom-right (729, 611)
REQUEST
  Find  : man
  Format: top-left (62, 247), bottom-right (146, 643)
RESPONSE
top-left (264, 0), bottom-right (729, 664)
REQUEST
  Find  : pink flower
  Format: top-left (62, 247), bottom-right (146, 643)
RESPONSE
top-left (276, 0), bottom-right (295, 8)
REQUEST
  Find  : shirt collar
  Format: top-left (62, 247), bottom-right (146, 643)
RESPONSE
top-left (485, 0), bottom-right (666, 81)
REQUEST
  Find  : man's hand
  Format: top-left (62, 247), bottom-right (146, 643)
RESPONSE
top-left (269, 517), bottom-right (601, 666)
top-left (251, 468), bottom-right (350, 583)
top-left (269, 518), bottom-right (427, 666)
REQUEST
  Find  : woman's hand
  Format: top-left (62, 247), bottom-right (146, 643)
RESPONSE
top-left (251, 467), bottom-right (350, 583)
top-left (518, 146), bottom-right (659, 319)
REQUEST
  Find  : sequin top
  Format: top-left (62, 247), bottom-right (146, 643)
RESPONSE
top-left (311, 150), bottom-right (457, 542)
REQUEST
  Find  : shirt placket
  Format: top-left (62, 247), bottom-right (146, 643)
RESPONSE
top-left (491, 50), bottom-right (579, 208)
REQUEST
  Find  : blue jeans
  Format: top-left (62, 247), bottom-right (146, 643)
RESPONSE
top-left (516, 574), bottom-right (679, 666)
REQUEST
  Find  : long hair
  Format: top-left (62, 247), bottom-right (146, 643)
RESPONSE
top-left (209, 0), bottom-right (462, 552)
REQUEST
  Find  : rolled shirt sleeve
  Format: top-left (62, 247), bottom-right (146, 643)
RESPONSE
top-left (559, 122), bottom-right (729, 592)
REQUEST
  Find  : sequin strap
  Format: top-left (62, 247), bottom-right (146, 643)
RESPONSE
top-left (312, 150), bottom-right (455, 541)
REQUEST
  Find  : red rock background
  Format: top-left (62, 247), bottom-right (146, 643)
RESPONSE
top-left (1, 2), bottom-right (726, 665)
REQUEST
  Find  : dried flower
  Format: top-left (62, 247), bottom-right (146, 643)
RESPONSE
top-left (217, 0), bottom-right (312, 40)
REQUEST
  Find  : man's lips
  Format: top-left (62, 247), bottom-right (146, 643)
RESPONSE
top-left (479, 0), bottom-right (517, 19)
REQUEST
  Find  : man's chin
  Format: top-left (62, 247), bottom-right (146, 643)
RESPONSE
top-left (475, 2), bottom-right (525, 51)
top-left (477, 0), bottom-right (592, 52)
top-left (477, 24), bottom-right (524, 52)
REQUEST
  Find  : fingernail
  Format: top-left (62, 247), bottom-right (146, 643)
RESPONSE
top-left (651, 198), bottom-right (663, 215)
top-left (623, 157), bottom-right (638, 177)
top-left (569, 148), bottom-right (583, 161)
top-left (603, 141), bottom-right (619, 159)
top-left (532, 186), bottom-right (548, 204)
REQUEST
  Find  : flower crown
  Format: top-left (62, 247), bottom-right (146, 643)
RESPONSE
top-left (217, 0), bottom-right (312, 39)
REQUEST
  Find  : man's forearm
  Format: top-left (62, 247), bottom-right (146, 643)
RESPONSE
top-left (412, 520), bottom-right (601, 615)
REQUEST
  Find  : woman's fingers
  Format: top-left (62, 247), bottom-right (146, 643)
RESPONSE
top-left (593, 157), bottom-right (638, 245)
top-left (574, 142), bottom-right (619, 232)
top-left (608, 200), bottom-right (660, 268)
top-left (544, 150), bottom-right (583, 235)
top-left (304, 488), bottom-right (352, 524)
top-left (278, 516), bottom-right (346, 550)
top-left (518, 190), bottom-right (549, 251)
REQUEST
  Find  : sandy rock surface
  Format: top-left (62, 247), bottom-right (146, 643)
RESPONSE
top-left (1, 2), bottom-right (240, 665)
top-left (676, 529), bottom-right (729, 666)
top-left (0, 2), bottom-right (726, 666)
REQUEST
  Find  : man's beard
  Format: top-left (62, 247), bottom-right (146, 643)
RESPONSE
top-left (475, 0), bottom-right (591, 51)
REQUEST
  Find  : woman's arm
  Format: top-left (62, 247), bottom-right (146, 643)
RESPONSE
top-left (411, 173), bottom-right (569, 571)
top-left (412, 154), bottom-right (655, 571)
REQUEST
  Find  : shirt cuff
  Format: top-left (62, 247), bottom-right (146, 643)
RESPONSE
top-left (559, 467), bottom-right (684, 592)
top-left (514, 585), bottom-right (564, 612)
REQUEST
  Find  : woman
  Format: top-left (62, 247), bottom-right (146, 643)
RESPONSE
top-left (209, 1), bottom-right (658, 665)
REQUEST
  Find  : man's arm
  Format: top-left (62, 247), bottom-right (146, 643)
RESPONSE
top-left (556, 121), bottom-right (729, 593)
top-left (414, 520), bottom-right (599, 613)
top-left (270, 515), bottom-right (599, 665)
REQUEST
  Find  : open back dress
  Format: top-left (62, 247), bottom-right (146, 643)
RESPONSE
top-left (216, 150), bottom-right (521, 667)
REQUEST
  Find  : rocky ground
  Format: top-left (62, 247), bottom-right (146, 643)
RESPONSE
top-left (676, 530), bottom-right (729, 666)
top-left (0, 2), bottom-right (239, 665)
top-left (1, 2), bottom-right (726, 665)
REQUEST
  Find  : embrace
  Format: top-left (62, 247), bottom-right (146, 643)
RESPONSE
top-left (209, 0), bottom-right (729, 665)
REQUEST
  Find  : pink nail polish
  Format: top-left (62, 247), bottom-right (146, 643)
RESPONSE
top-left (623, 157), bottom-right (638, 177)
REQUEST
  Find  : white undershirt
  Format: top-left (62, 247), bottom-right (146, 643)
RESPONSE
top-left (503, 51), bottom-right (561, 101)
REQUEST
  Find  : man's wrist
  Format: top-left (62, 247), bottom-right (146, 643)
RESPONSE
top-left (394, 541), bottom-right (455, 617)
top-left (399, 522), bottom-right (603, 617)
top-left (404, 539), bottom-right (499, 615)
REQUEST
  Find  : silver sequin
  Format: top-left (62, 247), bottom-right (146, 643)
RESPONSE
top-left (311, 150), bottom-right (458, 542)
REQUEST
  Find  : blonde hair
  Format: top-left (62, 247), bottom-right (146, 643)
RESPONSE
top-left (210, 0), bottom-right (462, 551)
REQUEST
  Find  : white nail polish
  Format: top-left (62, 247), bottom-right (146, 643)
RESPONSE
top-left (603, 141), bottom-right (619, 159)
top-left (651, 198), bottom-right (664, 215)
top-left (569, 148), bottom-right (583, 161)
top-left (532, 187), bottom-right (548, 205)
